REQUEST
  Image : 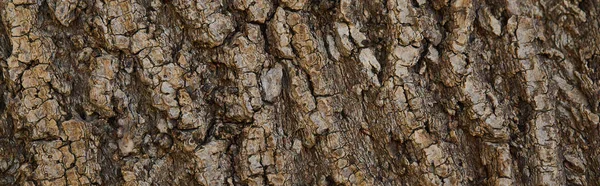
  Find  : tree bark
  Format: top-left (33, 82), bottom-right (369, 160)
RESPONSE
top-left (0, 0), bottom-right (599, 185)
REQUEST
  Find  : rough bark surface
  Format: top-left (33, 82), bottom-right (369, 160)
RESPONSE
top-left (1, 0), bottom-right (599, 185)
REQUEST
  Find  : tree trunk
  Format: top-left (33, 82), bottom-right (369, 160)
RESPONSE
top-left (1, 0), bottom-right (599, 185)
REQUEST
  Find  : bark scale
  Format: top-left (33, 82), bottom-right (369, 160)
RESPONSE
top-left (0, 0), bottom-right (599, 185)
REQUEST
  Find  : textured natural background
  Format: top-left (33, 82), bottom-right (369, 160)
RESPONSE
top-left (1, 0), bottom-right (599, 185)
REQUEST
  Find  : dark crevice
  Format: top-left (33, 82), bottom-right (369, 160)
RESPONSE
top-left (0, 13), bottom-right (11, 59)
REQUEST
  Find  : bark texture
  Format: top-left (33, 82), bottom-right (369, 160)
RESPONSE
top-left (1, 0), bottom-right (599, 185)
